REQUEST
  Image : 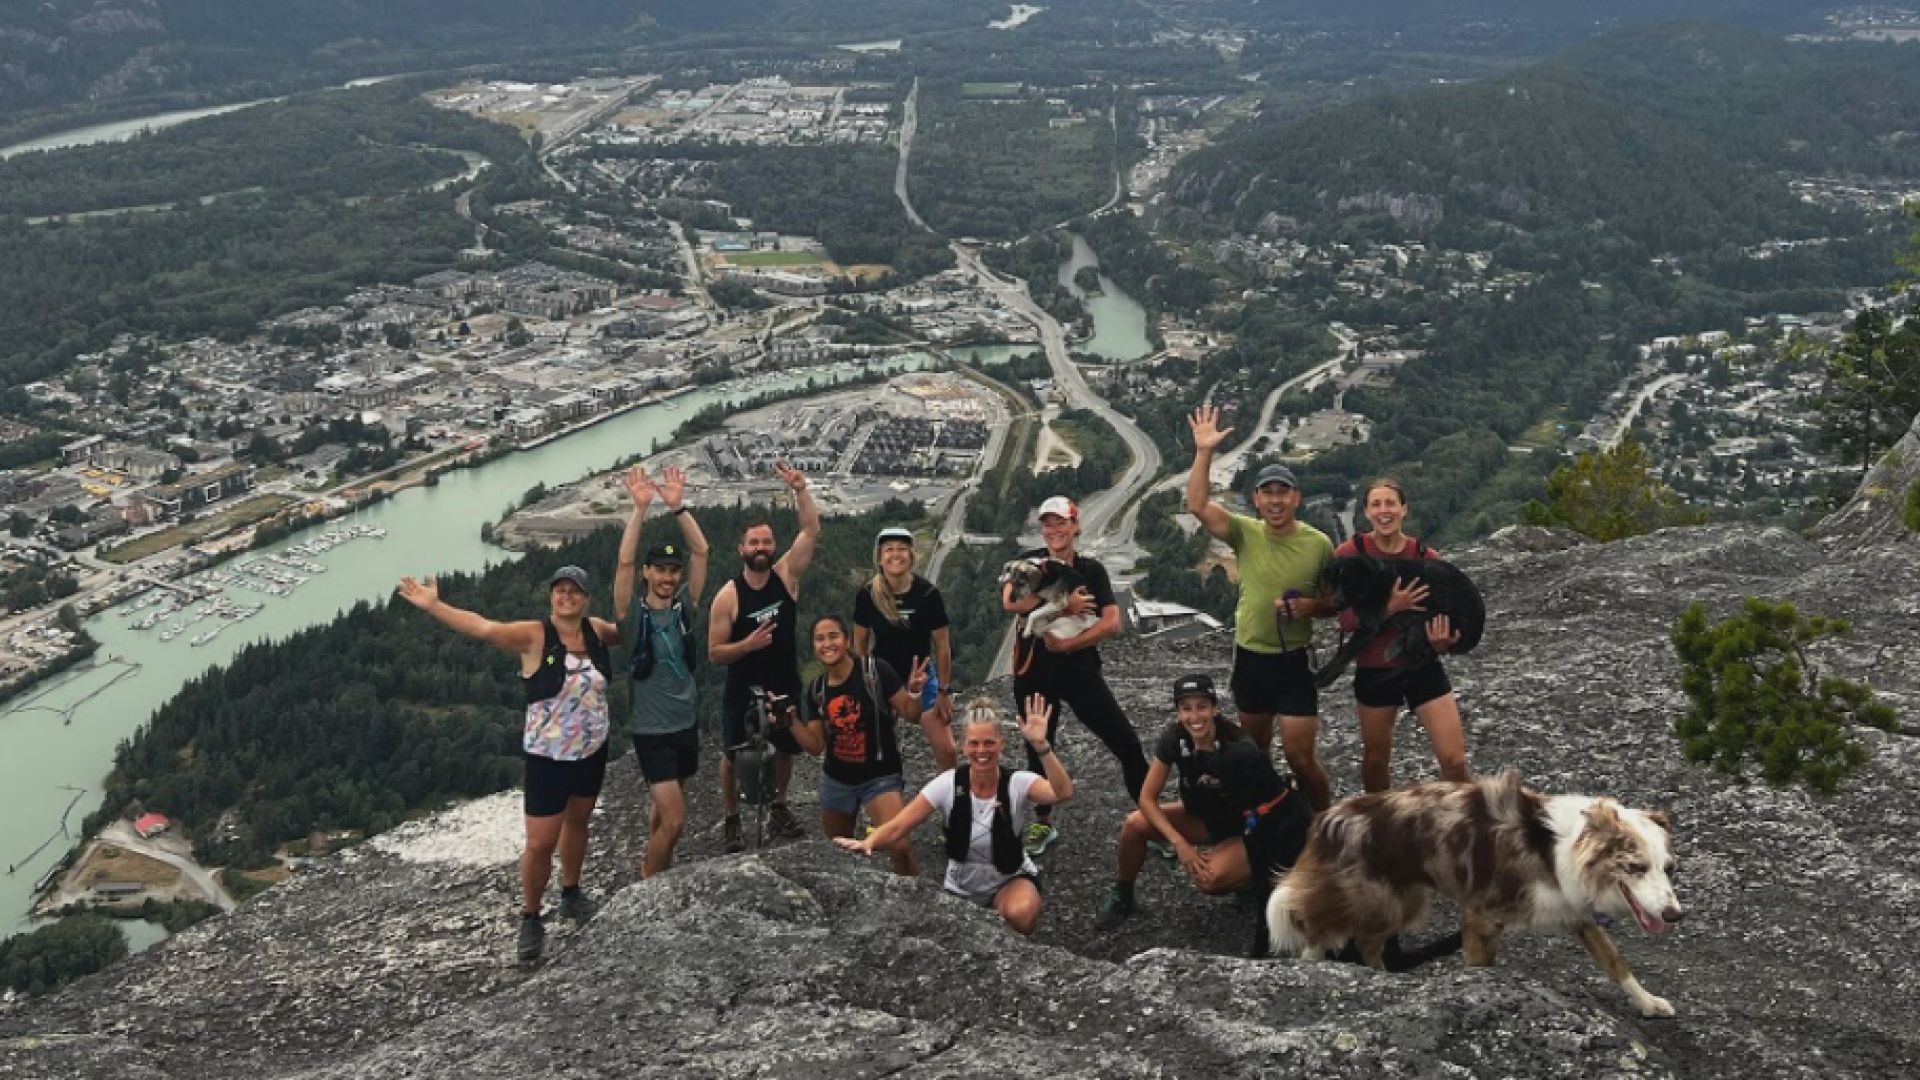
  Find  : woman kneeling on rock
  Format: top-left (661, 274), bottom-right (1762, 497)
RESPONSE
top-left (1094, 674), bottom-right (1311, 930)
top-left (835, 696), bottom-right (1072, 935)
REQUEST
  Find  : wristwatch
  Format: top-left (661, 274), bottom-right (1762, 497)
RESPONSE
top-left (671, 506), bottom-right (688, 516)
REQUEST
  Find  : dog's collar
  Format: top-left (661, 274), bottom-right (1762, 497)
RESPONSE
top-left (1591, 907), bottom-right (1615, 928)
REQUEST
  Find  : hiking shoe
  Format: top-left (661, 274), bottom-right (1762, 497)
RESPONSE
top-left (1093, 885), bottom-right (1137, 930)
top-left (1023, 821), bottom-right (1060, 857)
top-left (768, 802), bottom-right (805, 840)
top-left (1146, 840), bottom-right (1177, 862)
top-left (724, 814), bottom-right (745, 853)
top-left (516, 913), bottom-right (545, 962)
top-left (556, 888), bottom-right (597, 923)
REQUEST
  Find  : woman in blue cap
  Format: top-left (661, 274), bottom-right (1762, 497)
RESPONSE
top-left (853, 525), bottom-right (956, 770)
top-left (397, 564), bottom-right (620, 962)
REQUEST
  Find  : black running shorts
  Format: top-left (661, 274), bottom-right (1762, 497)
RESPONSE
top-left (1353, 660), bottom-right (1453, 711)
top-left (523, 744), bottom-right (609, 818)
top-left (631, 726), bottom-right (700, 785)
top-left (1230, 645), bottom-right (1318, 717)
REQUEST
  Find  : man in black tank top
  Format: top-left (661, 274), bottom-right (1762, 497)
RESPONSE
top-left (708, 462), bottom-right (821, 850)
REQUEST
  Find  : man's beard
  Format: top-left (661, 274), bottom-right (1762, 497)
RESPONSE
top-left (744, 551), bottom-right (773, 572)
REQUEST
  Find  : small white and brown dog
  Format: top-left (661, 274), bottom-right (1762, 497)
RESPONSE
top-left (998, 557), bottom-right (1097, 642)
top-left (1265, 772), bottom-right (1684, 1017)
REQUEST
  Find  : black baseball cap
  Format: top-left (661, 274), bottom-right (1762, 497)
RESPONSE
top-left (644, 543), bottom-right (685, 568)
top-left (1173, 673), bottom-right (1217, 704)
top-left (1252, 464), bottom-right (1298, 491)
top-left (550, 565), bottom-right (590, 592)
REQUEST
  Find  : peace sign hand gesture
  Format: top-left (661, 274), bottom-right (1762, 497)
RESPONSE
top-left (905, 655), bottom-right (930, 697)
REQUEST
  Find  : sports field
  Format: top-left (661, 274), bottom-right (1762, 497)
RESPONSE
top-left (725, 251), bottom-right (827, 268)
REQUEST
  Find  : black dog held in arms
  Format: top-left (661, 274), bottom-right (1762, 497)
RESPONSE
top-left (1314, 554), bottom-right (1486, 688)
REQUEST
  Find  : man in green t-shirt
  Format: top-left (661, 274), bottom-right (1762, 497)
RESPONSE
top-left (1186, 406), bottom-right (1336, 810)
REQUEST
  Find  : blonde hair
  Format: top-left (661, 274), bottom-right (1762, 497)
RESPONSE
top-left (867, 545), bottom-right (917, 628)
top-left (960, 697), bottom-right (1008, 737)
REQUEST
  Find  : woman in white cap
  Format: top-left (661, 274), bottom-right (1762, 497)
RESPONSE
top-left (1000, 495), bottom-right (1148, 857)
top-left (397, 564), bottom-right (621, 963)
top-left (853, 525), bottom-right (956, 769)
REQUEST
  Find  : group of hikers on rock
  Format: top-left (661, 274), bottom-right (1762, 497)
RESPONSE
top-left (398, 406), bottom-right (1472, 961)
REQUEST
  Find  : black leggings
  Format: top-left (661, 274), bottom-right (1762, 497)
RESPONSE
top-left (1014, 672), bottom-right (1148, 820)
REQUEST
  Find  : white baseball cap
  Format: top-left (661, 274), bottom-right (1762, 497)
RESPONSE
top-left (1037, 496), bottom-right (1078, 521)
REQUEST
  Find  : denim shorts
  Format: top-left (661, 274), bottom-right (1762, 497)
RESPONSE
top-left (818, 771), bottom-right (906, 816)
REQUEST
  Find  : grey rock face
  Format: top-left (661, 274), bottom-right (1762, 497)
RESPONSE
top-left (2, 522), bottom-right (1917, 1079)
top-left (1813, 411), bottom-right (1920, 547)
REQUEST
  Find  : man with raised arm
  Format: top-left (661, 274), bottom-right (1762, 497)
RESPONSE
top-left (612, 464), bottom-right (710, 877)
top-left (707, 461), bottom-right (821, 851)
top-left (1186, 405), bottom-right (1337, 810)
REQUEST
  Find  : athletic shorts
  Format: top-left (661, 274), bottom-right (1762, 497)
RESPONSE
top-left (950, 871), bottom-right (1043, 909)
top-left (721, 684), bottom-right (802, 757)
top-left (631, 726), bottom-right (700, 785)
top-left (1230, 645), bottom-right (1318, 717)
top-left (523, 744), bottom-right (609, 818)
top-left (817, 771), bottom-right (906, 816)
top-left (1354, 661), bottom-right (1453, 711)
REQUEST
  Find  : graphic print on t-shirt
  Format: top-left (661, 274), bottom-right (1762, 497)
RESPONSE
top-left (827, 690), bottom-right (867, 764)
top-left (746, 600), bottom-right (782, 626)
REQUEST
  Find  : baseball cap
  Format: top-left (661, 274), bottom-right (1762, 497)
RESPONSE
top-left (1172, 673), bottom-right (1217, 704)
top-left (1037, 496), bottom-right (1078, 521)
top-left (644, 543), bottom-right (685, 568)
top-left (1252, 463), bottom-right (1298, 491)
top-left (875, 526), bottom-right (915, 549)
top-left (549, 565), bottom-right (591, 592)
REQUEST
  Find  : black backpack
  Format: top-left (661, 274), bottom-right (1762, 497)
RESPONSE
top-left (630, 595), bottom-right (695, 682)
top-left (944, 766), bottom-right (1024, 874)
top-left (525, 619), bottom-right (612, 705)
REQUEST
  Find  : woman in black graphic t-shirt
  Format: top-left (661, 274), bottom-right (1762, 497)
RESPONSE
top-left (790, 615), bottom-right (928, 877)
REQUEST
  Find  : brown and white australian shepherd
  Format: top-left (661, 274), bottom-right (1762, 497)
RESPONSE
top-left (1265, 772), bottom-right (1684, 1017)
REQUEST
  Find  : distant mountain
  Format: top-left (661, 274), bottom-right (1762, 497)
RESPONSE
top-left (0, 1), bottom-right (1021, 123)
top-left (1224, 1), bottom-right (1836, 31)
top-left (1169, 23), bottom-right (1920, 255)
top-left (0, 1), bottom-right (653, 119)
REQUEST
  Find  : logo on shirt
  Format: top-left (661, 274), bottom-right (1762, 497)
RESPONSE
top-left (747, 601), bottom-right (781, 626)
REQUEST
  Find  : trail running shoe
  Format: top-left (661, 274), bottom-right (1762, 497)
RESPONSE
top-left (556, 887), bottom-right (597, 923)
top-left (1146, 840), bottom-right (1177, 862)
top-left (1023, 821), bottom-right (1060, 857)
top-left (768, 802), bottom-right (805, 841)
top-left (516, 913), bottom-right (545, 962)
top-left (1093, 885), bottom-right (1137, 930)
top-left (724, 814), bottom-right (745, 853)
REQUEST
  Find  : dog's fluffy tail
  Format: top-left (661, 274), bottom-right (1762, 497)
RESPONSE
top-left (1264, 881), bottom-right (1309, 957)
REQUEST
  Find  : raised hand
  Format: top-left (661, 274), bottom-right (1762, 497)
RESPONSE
top-left (622, 465), bottom-right (656, 508)
top-left (658, 465), bottom-right (688, 511)
top-left (396, 576), bottom-right (439, 610)
top-left (905, 655), bottom-right (930, 697)
top-left (774, 461), bottom-right (808, 494)
top-left (1021, 693), bottom-right (1053, 749)
top-left (1188, 404), bottom-right (1235, 453)
top-left (1386, 577), bottom-right (1430, 616)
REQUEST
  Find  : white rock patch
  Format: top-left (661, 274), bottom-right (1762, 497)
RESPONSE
top-left (371, 790), bottom-right (525, 867)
